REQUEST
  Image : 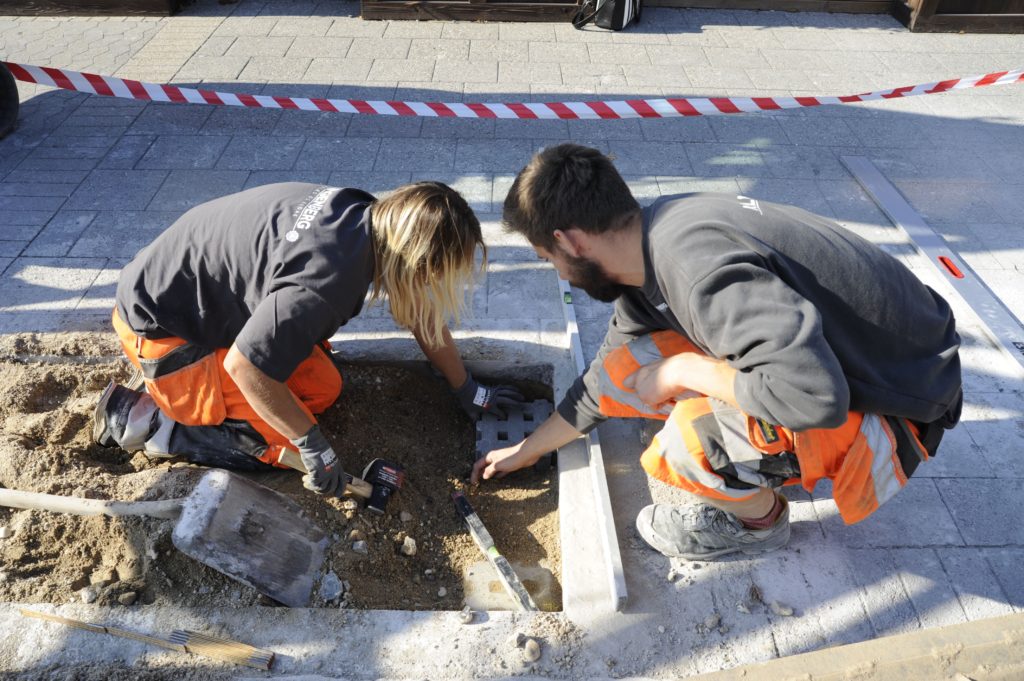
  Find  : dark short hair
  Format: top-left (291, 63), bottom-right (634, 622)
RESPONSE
top-left (502, 143), bottom-right (640, 251)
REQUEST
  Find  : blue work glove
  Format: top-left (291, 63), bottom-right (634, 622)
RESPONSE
top-left (454, 371), bottom-right (526, 419)
top-left (290, 424), bottom-right (345, 497)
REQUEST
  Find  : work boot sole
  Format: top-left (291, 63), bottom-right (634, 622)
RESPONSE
top-left (92, 381), bottom-right (119, 447)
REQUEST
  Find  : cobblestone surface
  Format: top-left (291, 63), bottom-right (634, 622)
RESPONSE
top-left (0, 1), bottom-right (1022, 676)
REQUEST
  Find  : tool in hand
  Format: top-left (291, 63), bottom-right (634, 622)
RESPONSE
top-left (452, 491), bottom-right (537, 612)
top-left (0, 470), bottom-right (328, 607)
top-left (278, 452), bottom-right (404, 515)
top-left (21, 609), bottom-right (274, 669)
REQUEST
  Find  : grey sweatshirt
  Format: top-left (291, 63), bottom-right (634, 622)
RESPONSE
top-left (558, 193), bottom-right (963, 434)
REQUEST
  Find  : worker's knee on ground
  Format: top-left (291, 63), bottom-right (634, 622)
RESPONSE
top-left (285, 348), bottom-right (343, 414)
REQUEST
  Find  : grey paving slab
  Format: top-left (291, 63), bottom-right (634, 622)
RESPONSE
top-left (68, 210), bottom-right (178, 258)
top-left (939, 548), bottom-right (1017, 621)
top-left (486, 263), bottom-right (560, 319)
top-left (137, 134), bottom-right (231, 170)
top-left (303, 57), bottom-right (373, 83)
top-left (685, 143), bottom-right (769, 178)
top-left (200, 106), bottom-right (283, 136)
top-left (936, 479), bottom-right (1024, 547)
top-left (0, 240), bottom-right (29, 257)
top-left (846, 548), bottom-right (920, 636)
top-left (374, 137), bottom-right (454, 172)
top-left (0, 255), bottom-right (105, 314)
top-left (957, 390), bottom-right (1024, 479)
top-left (215, 135), bottom-right (304, 170)
top-left (148, 169), bottom-right (249, 211)
top-left (244, 170), bottom-right (330, 188)
top-left (21, 211), bottom-right (96, 257)
top-left (347, 115), bottom-right (424, 139)
top-left (326, 172), bottom-right (413, 197)
top-left (985, 549), bottom-right (1024, 610)
top-left (455, 139), bottom-right (541, 174)
top-left (370, 58), bottom-right (436, 83)
top-left (293, 137), bottom-right (380, 171)
top-left (96, 134), bottom-right (157, 169)
top-left (128, 103), bottom-right (214, 135)
top-left (66, 169), bottom-right (168, 210)
top-left (761, 145), bottom-right (852, 180)
top-left (817, 477), bottom-right (963, 548)
top-left (891, 548), bottom-right (968, 629)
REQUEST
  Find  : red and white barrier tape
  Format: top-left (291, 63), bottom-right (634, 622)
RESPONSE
top-left (5, 61), bottom-right (1023, 120)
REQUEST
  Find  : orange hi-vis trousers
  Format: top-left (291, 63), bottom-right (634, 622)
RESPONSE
top-left (112, 310), bottom-right (342, 467)
top-left (599, 330), bottom-right (931, 525)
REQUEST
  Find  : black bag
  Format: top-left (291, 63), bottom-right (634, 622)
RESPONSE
top-left (572, 0), bottom-right (641, 31)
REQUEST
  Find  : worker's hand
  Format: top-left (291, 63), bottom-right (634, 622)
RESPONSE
top-left (454, 371), bottom-right (525, 419)
top-left (290, 424), bottom-right (345, 497)
top-left (624, 355), bottom-right (690, 409)
top-left (471, 444), bottom-right (535, 485)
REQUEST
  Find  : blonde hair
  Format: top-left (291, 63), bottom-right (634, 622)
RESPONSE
top-left (369, 182), bottom-right (485, 348)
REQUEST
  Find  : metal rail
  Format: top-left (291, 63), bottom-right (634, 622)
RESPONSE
top-left (842, 155), bottom-right (1024, 374)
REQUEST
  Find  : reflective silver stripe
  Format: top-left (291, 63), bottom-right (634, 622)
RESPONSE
top-left (861, 414), bottom-right (905, 508)
top-left (597, 335), bottom-right (699, 417)
top-left (651, 404), bottom-right (761, 500)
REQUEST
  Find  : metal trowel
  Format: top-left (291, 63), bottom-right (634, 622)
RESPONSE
top-left (0, 469), bottom-right (329, 607)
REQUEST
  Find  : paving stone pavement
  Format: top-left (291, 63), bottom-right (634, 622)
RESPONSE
top-left (1, 0), bottom-right (1023, 677)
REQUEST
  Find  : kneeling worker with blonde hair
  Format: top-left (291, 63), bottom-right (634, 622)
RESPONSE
top-left (95, 182), bottom-right (523, 496)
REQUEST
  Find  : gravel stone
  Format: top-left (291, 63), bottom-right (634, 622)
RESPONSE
top-left (400, 536), bottom-right (417, 556)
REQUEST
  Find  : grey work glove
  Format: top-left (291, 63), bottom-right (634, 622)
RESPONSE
top-left (290, 424), bottom-right (345, 497)
top-left (454, 371), bottom-right (526, 419)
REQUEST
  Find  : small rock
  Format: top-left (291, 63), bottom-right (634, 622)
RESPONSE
top-left (459, 606), bottom-right (474, 624)
top-left (770, 601), bottom-right (794, 617)
top-left (0, 571), bottom-right (8, 583)
top-left (79, 587), bottom-right (98, 604)
top-left (437, 586), bottom-right (447, 598)
top-left (736, 602), bottom-right (751, 615)
top-left (0, 527), bottom-right (11, 539)
top-left (319, 571), bottom-right (343, 602)
top-left (718, 625), bottom-right (730, 634)
top-left (352, 540), bottom-right (368, 555)
top-left (666, 569), bottom-right (679, 582)
top-left (424, 568), bottom-right (434, 575)
top-left (348, 529), bottom-right (365, 542)
top-left (703, 613), bottom-right (721, 630)
top-left (117, 592), bottom-right (137, 606)
top-left (657, 625), bottom-right (666, 634)
top-left (400, 511), bottom-right (413, 523)
top-left (339, 499), bottom-right (359, 511)
top-left (116, 562), bottom-right (142, 582)
top-left (342, 580), bottom-right (351, 593)
top-left (90, 568), bottom-right (116, 586)
top-left (400, 537), bottom-right (417, 556)
top-left (523, 638), bottom-right (541, 663)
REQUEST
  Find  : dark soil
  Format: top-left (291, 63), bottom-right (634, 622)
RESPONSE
top-left (0, 332), bottom-right (560, 613)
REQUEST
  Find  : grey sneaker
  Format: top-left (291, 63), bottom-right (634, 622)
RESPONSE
top-left (636, 495), bottom-right (790, 560)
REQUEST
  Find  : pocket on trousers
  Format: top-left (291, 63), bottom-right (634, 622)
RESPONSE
top-left (139, 345), bottom-right (225, 427)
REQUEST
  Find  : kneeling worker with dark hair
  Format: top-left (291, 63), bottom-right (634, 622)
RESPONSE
top-left (473, 144), bottom-right (962, 560)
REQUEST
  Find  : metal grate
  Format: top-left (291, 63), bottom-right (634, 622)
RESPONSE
top-left (475, 399), bottom-right (554, 461)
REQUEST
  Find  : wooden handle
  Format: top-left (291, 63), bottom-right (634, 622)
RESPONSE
top-left (275, 450), bottom-right (373, 499)
top-left (0, 488), bottom-right (182, 519)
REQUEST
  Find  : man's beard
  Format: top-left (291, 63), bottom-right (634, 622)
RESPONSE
top-left (564, 252), bottom-right (626, 303)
